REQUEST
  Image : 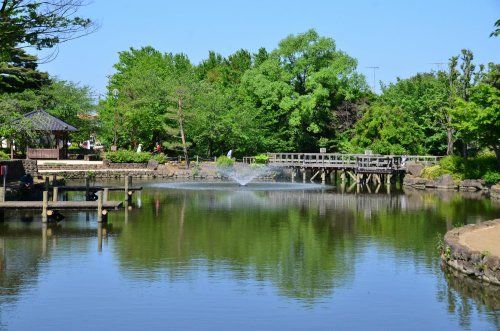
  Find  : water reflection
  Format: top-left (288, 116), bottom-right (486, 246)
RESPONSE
top-left (0, 187), bottom-right (498, 329)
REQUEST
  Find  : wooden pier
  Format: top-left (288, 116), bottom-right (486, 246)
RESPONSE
top-left (0, 200), bottom-right (122, 210)
top-left (265, 153), bottom-right (440, 184)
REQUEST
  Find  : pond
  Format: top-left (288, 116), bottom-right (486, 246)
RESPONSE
top-left (0, 182), bottom-right (499, 330)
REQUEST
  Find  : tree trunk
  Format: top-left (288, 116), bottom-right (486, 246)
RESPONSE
top-left (446, 115), bottom-right (454, 155)
top-left (178, 98), bottom-right (189, 169)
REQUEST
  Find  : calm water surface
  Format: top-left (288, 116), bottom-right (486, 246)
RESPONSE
top-left (0, 182), bottom-right (499, 330)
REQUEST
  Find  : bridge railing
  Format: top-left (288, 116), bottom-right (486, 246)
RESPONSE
top-left (266, 153), bottom-right (437, 170)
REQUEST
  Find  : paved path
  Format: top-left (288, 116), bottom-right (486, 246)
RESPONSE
top-left (459, 222), bottom-right (500, 256)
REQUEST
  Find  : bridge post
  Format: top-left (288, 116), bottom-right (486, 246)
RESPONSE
top-left (291, 169), bottom-right (296, 183)
top-left (302, 169), bottom-right (306, 183)
top-left (386, 174), bottom-right (392, 185)
top-left (321, 169), bottom-right (326, 185)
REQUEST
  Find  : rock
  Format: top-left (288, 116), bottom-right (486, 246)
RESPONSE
top-left (102, 159), bottom-right (110, 167)
top-left (492, 185), bottom-right (500, 200)
top-left (403, 175), bottom-right (428, 188)
top-left (147, 159), bottom-right (159, 170)
top-left (406, 163), bottom-right (425, 177)
top-left (434, 174), bottom-right (457, 190)
top-left (459, 179), bottom-right (485, 191)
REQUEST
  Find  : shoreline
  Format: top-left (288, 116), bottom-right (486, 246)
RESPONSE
top-left (442, 219), bottom-right (500, 286)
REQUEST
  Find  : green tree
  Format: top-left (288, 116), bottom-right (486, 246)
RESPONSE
top-left (0, 0), bottom-right (96, 92)
top-left (242, 29), bottom-right (369, 152)
top-left (451, 68), bottom-right (500, 164)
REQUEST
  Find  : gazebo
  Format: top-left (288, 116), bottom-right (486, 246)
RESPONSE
top-left (11, 109), bottom-right (77, 159)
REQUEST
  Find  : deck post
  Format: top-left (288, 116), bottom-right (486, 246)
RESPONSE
top-left (97, 222), bottom-right (103, 252)
top-left (44, 176), bottom-right (49, 191)
top-left (124, 175), bottom-right (129, 201)
top-left (321, 169), bottom-right (326, 185)
top-left (52, 186), bottom-right (58, 202)
top-left (0, 187), bottom-right (5, 202)
top-left (85, 175), bottom-right (90, 201)
top-left (302, 169), bottom-right (306, 183)
top-left (42, 223), bottom-right (47, 256)
top-left (291, 169), bottom-right (296, 183)
top-left (97, 191), bottom-right (103, 223)
top-left (103, 188), bottom-right (109, 203)
top-left (386, 174), bottom-right (392, 185)
top-left (42, 191), bottom-right (48, 223)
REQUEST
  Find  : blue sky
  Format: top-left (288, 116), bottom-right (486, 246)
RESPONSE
top-left (38, 0), bottom-right (500, 97)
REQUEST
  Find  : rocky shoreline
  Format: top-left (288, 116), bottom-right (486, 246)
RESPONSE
top-left (442, 219), bottom-right (500, 286)
top-left (403, 162), bottom-right (499, 198)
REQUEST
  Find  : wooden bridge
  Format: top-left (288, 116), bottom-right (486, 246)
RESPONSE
top-left (263, 153), bottom-right (440, 184)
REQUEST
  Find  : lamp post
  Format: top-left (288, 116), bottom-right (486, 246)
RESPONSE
top-left (112, 88), bottom-right (119, 151)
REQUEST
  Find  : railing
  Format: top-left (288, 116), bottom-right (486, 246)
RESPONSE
top-left (243, 156), bottom-right (255, 164)
top-left (27, 148), bottom-right (64, 160)
top-left (266, 153), bottom-right (438, 171)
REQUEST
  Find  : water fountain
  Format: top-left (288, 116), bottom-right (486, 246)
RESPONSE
top-left (217, 162), bottom-right (274, 186)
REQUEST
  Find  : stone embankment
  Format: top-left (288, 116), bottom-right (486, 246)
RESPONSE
top-left (403, 162), bottom-right (493, 192)
top-left (442, 219), bottom-right (500, 285)
top-left (34, 160), bottom-right (222, 179)
top-left (491, 185), bottom-right (500, 200)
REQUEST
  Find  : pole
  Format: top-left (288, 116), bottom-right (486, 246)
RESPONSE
top-left (42, 191), bottom-right (48, 223)
top-left (85, 175), bottom-right (90, 201)
top-left (52, 186), bottom-right (58, 202)
top-left (103, 188), bottom-right (109, 203)
top-left (97, 191), bottom-right (103, 223)
top-left (124, 175), bottom-right (129, 202)
top-left (366, 66), bottom-right (379, 93)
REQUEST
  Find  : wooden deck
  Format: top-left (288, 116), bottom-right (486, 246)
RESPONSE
top-left (0, 200), bottom-right (122, 210)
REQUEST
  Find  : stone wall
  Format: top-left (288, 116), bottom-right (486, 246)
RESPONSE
top-left (442, 219), bottom-right (500, 285)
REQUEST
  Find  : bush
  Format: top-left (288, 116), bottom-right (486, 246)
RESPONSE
top-left (254, 154), bottom-right (269, 164)
top-left (439, 155), bottom-right (464, 174)
top-left (216, 155), bottom-right (234, 167)
top-left (421, 165), bottom-right (450, 179)
top-left (153, 153), bottom-right (167, 164)
top-left (0, 150), bottom-right (10, 160)
top-left (483, 171), bottom-right (500, 185)
top-left (105, 150), bottom-right (152, 163)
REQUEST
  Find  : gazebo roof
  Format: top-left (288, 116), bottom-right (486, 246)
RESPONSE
top-left (14, 109), bottom-right (77, 132)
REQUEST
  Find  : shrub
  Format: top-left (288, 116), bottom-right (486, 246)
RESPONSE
top-left (153, 153), bottom-right (167, 164)
top-left (439, 155), bottom-right (464, 174)
top-left (254, 154), bottom-right (269, 164)
top-left (421, 165), bottom-right (449, 179)
top-left (216, 155), bottom-right (234, 167)
top-left (105, 150), bottom-right (151, 163)
top-left (483, 171), bottom-right (500, 185)
top-left (0, 150), bottom-right (10, 160)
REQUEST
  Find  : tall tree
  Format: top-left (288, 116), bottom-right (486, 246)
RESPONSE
top-left (0, 0), bottom-right (96, 93)
top-left (242, 29), bottom-right (369, 152)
